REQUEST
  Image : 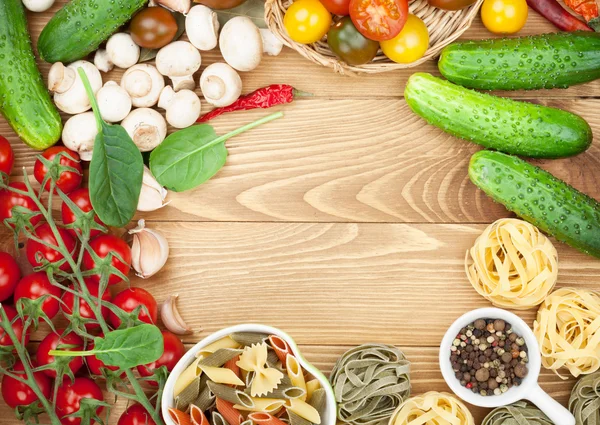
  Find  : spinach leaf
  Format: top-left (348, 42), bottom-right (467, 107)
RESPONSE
top-left (92, 325), bottom-right (164, 368)
top-left (150, 112), bottom-right (282, 192)
top-left (78, 68), bottom-right (144, 227)
top-left (217, 0), bottom-right (266, 28)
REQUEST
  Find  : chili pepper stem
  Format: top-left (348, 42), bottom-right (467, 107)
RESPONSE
top-left (292, 89), bottom-right (313, 97)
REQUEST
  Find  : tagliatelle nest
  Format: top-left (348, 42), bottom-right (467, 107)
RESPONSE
top-left (465, 219), bottom-right (558, 310)
top-left (389, 392), bottom-right (474, 425)
top-left (534, 287), bottom-right (600, 378)
top-left (569, 372), bottom-right (600, 425)
top-left (482, 401), bottom-right (554, 425)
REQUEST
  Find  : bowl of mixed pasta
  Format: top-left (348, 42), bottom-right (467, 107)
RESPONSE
top-left (162, 324), bottom-right (337, 425)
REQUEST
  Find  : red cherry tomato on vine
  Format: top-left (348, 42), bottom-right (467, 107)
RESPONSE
top-left (137, 330), bottom-right (185, 384)
top-left (0, 182), bottom-right (42, 227)
top-left (37, 331), bottom-right (85, 378)
top-left (109, 287), bottom-right (158, 328)
top-left (118, 404), bottom-right (156, 425)
top-left (26, 223), bottom-right (77, 272)
top-left (0, 136), bottom-right (14, 176)
top-left (55, 377), bottom-right (104, 425)
top-left (0, 251), bottom-right (21, 301)
top-left (83, 235), bottom-right (131, 285)
top-left (33, 147), bottom-right (83, 194)
top-left (61, 188), bottom-right (106, 239)
top-left (14, 272), bottom-right (61, 319)
top-left (320, 0), bottom-right (351, 15)
top-left (1, 360), bottom-right (52, 409)
top-left (349, 0), bottom-right (408, 41)
top-left (0, 305), bottom-right (30, 347)
top-left (85, 340), bottom-right (123, 377)
top-left (61, 280), bottom-right (112, 330)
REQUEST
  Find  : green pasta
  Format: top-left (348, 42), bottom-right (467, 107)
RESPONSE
top-left (212, 412), bottom-right (230, 425)
top-left (176, 375), bottom-right (203, 411)
top-left (193, 375), bottom-right (215, 411)
top-left (569, 372), bottom-right (600, 425)
top-left (240, 420), bottom-right (253, 425)
top-left (308, 388), bottom-right (327, 417)
top-left (230, 332), bottom-right (269, 346)
top-left (199, 348), bottom-right (243, 367)
top-left (330, 344), bottom-right (411, 425)
top-left (207, 381), bottom-right (255, 408)
top-left (267, 348), bottom-right (281, 367)
top-left (264, 382), bottom-right (306, 400)
top-left (289, 411), bottom-right (313, 425)
top-left (482, 402), bottom-right (554, 425)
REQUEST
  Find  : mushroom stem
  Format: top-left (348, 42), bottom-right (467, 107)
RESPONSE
top-left (171, 75), bottom-right (196, 92)
top-left (260, 29), bottom-right (284, 56)
top-left (48, 62), bottom-right (76, 94)
top-left (94, 49), bottom-right (113, 73)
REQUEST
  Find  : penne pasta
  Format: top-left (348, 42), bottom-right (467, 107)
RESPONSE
top-left (230, 332), bottom-right (269, 346)
top-left (207, 382), bottom-right (255, 408)
top-left (200, 349), bottom-right (243, 368)
top-left (264, 382), bottom-right (306, 400)
top-left (267, 349), bottom-right (282, 369)
top-left (248, 412), bottom-right (288, 425)
top-left (216, 398), bottom-right (244, 425)
top-left (175, 357), bottom-right (203, 397)
top-left (288, 411), bottom-right (312, 425)
top-left (190, 405), bottom-right (209, 425)
top-left (307, 389), bottom-right (326, 420)
top-left (240, 421), bottom-right (253, 425)
top-left (169, 408), bottom-right (193, 425)
top-left (233, 398), bottom-right (286, 413)
top-left (305, 380), bottom-right (320, 401)
top-left (286, 399), bottom-right (321, 424)
top-left (224, 355), bottom-right (241, 379)
top-left (268, 336), bottom-right (293, 366)
top-left (192, 375), bottom-right (216, 412)
top-left (201, 366), bottom-right (244, 386)
top-left (212, 412), bottom-right (231, 425)
top-left (286, 356), bottom-right (307, 401)
top-left (197, 337), bottom-right (241, 358)
top-left (176, 375), bottom-right (203, 411)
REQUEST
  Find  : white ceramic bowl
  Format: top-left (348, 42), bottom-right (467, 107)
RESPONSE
top-left (162, 324), bottom-right (337, 425)
top-left (440, 308), bottom-right (575, 425)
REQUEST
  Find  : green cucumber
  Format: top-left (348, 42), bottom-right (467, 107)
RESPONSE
top-left (404, 73), bottom-right (592, 159)
top-left (38, 0), bottom-right (148, 63)
top-left (469, 150), bottom-right (600, 258)
top-left (438, 32), bottom-right (600, 90)
top-left (0, 0), bottom-right (62, 150)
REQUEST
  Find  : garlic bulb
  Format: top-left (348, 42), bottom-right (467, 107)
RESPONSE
top-left (138, 166), bottom-right (168, 211)
top-left (129, 219), bottom-right (169, 279)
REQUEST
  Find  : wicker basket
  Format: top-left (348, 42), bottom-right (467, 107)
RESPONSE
top-left (265, 0), bottom-right (484, 75)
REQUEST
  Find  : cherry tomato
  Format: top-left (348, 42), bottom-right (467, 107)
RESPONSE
top-left (284, 0), bottom-right (333, 44)
top-left (0, 251), bottom-right (21, 301)
top-left (83, 235), bottom-right (131, 285)
top-left (55, 377), bottom-right (104, 425)
top-left (0, 136), bottom-right (14, 176)
top-left (427, 0), bottom-right (477, 10)
top-left (1, 360), bottom-right (52, 409)
top-left (33, 147), bottom-right (83, 194)
top-left (0, 182), bottom-right (42, 227)
top-left (61, 280), bottom-right (112, 330)
top-left (61, 188), bottom-right (106, 239)
top-left (130, 7), bottom-right (178, 49)
top-left (109, 287), bottom-right (158, 328)
top-left (320, 0), bottom-right (352, 15)
top-left (196, 0), bottom-right (247, 8)
top-left (0, 305), bottom-right (30, 347)
top-left (85, 341), bottom-right (122, 377)
top-left (38, 331), bottom-right (85, 378)
top-left (349, 0), bottom-right (408, 41)
top-left (26, 223), bottom-right (77, 272)
top-left (118, 404), bottom-right (156, 425)
top-left (481, 0), bottom-right (528, 34)
top-left (14, 272), bottom-right (61, 319)
top-left (137, 330), bottom-right (185, 384)
top-left (380, 14), bottom-right (429, 63)
top-left (327, 16), bottom-right (380, 65)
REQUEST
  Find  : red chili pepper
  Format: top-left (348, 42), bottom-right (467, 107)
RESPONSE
top-left (197, 84), bottom-right (310, 123)
top-left (527, 0), bottom-right (592, 31)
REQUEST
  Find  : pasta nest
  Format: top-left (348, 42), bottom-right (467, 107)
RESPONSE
top-left (482, 401), bottom-right (553, 425)
top-left (569, 372), bottom-right (600, 425)
top-left (534, 287), bottom-right (600, 378)
top-left (465, 218), bottom-right (558, 309)
top-left (330, 344), bottom-right (411, 425)
top-left (389, 391), bottom-right (474, 425)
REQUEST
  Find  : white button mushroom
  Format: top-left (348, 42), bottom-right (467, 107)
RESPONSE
top-left (120, 64), bottom-right (166, 108)
top-left (96, 81), bottom-right (132, 123)
top-left (121, 108), bottom-right (168, 152)
top-left (22, 0), bottom-right (55, 12)
top-left (158, 86), bottom-right (201, 129)
top-left (94, 33), bottom-right (140, 72)
top-left (200, 63), bottom-right (242, 108)
top-left (186, 5), bottom-right (219, 51)
top-left (156, 41), bottom-right (201, 91)
top-left (219, 17), bottom-right (263, 72)
top-left (62, 112), bottom-right (99, 161)
top-left (153, 0), bottom-right (191, 14)
top-left (260, 29), bottom-right (284, 56)
top-left (49, 61), bottom-right (103, 115)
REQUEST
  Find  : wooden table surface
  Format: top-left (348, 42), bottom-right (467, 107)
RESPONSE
top-left (2, 2), bottom-right (600, 424)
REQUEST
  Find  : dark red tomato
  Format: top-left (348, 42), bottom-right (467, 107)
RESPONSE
top-left (0, 305), bottom-right (30, 347)
top-left (130, 7), bottom-right (178, 49)
top-left (61, 280), bottom-right (112, 330)
top-left (85, 341), bottom-right (122, 377)
top-left (137, 330), bottom-right (185, 384)
top-left (0, 136), bottom-right (14, 176)
top-left (320, 0), bottom-right (351, 15)
top-left (109, 287), bottom-right (158, 328)
top-left (26, 223), bottom-right (77, 272)
top-left (83, 235), bottom-right (131, 285)
top-left (55, 377), bottom-right (104, 425)
top-left (1, 360), bottom-right (52, 409)
top-left (349, 0), bottom-right (408, 41)
top-left (0, 251), bottom-right (21, 301)
top-left (14, 272), bottom-right (61, 319)
top-left (61, 188), bottom-right (106, 239)
top-left (118, 403), bottom-right (156, 425)
top-left (38, 331), bottom-right (84, 378)
top-left (33, 147), bottom-right (83, 194)
top-left (427, 0), bottom-right (476, 9)
top-left (0, 182), bottom-right (42, 227)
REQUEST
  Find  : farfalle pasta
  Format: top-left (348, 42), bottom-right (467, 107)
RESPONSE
top-left (389, 392), bottom-right (474, 425)
top-left (569, 372), bottom-right (600, 425)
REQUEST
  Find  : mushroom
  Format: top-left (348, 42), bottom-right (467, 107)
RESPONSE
top-left (62, 112), bottom-right (99, 161)
top-left (219, 17), bottom-right (263, 72)
top-left (121, 108), bottom-right (168, 152)
top-left (49, 61), bottom-right (103, 114)
top-left (156, 41), bottom-right (201, 91)
top-left (158, 86), bottom-right (201, 129)
top-left (186, 5), bottom-right (219, 51)
top-left (94, 33), bottom-right (140, 72)
top-left (199, 63), bottom-right (242, 107)
top-left (151, 0), bottom-right (191, 13)
top-left (120, 64), bottom-right (165, 108)
top-left (96, 81), bottom-right (132, 123)
top-left (22, 0), bottom-right (55, 12)
top-left (260, 29), bottom-right (284, 56)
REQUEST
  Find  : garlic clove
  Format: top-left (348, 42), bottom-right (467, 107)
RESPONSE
top-left (129, 219), bottom-right (169, 279)
top-left (138, 166), bottom-right (169, 212)
top-left (161, 295), bottom-right (194, 335)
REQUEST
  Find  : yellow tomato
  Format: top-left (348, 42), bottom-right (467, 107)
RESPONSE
top-left (481, 0), bottom-right (528, 34)
top-left (284, 0), bottom-right (333, 44)
top-left (380, 15), bottom-right (429, 64)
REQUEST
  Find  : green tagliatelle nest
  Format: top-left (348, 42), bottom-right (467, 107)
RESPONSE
top-left (569, 372), bottom-right (600, 425)
top-left (482, 401), bottom-right (554, 425)
top-left (330, 343), bottom-right (411, 425)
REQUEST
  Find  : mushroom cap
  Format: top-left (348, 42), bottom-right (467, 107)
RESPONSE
top-left (156, 41), bottom-right (201, 77)
top-left (54, 60), bottom-right (103, 114)
top-left (62, 112), bottom-right (99, 161)
top-left (121, 64), bottom-right (166, 108)
top-left (160, 88), bottom-right (201, 129)
top-left (219, 16), bottom-right (263, 72)
top-left (200, 62), bottom-right (242, 108)
top-left (121, 108), bottom-right (168, 152)
top-left (186, 5), bottom-right (220, 51)
top-left (106, 33), bottom-right (140, 69)
top-left (97, 81), bottom-right (133, 123)
top-left (22, 0), bottom-right (55, 12)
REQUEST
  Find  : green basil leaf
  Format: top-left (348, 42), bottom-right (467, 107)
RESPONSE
top-left (217, 0), bottom-right (266, 28)
top-left (93, 325), bottom-right (164, 369)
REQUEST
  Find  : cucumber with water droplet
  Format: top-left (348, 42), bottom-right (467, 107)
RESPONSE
top-left (438, 32), bottom-right (600, 90)
top-left (404, 73), bottom-right (592, 159)
top-left (469, 150), bottom-right (600, 258)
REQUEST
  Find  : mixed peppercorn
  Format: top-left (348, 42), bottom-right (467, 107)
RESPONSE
top-left (450, 318), bottom-right (529, 396)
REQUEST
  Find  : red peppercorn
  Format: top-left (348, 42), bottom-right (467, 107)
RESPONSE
top-left (466, 382), bottom-right (473, 389)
